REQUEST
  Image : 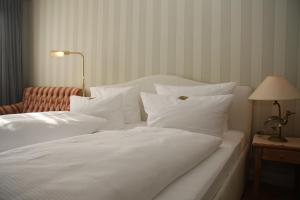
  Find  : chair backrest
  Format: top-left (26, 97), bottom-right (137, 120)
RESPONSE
top-left (22, 87), bottom-right (82, 112)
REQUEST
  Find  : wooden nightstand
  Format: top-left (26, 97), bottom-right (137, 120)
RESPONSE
top-left (252, 134), bottom-right (300, 198)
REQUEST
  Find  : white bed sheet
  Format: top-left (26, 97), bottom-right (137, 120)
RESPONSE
top-left (123, 121), bottom-right (147, 130)
top-left (0, 112), bottom-right (108, 152)
top-left (0, 127), bottom-right (222, 200)
top-left (154, 130), bottom-right (246, 200)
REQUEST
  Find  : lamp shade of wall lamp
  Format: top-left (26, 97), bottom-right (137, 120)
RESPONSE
top-left (49, 50), bottom-right (86, 97)
top-left (249, 75), bottom-right (300, 142)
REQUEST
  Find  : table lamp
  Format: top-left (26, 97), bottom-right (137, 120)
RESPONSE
top-left (249, 75), bottom-right (300, 142)
top-left (49, 50), bottom-right (86, 96)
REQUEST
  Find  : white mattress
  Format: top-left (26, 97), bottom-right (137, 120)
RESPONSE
top-left (154, 130), bottom-right (246, 200)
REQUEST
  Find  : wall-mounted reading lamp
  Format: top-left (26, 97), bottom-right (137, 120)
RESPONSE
top-left (49, 50), bottom-right (86, 96)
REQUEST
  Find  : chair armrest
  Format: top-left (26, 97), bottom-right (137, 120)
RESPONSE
top-left (0, 102), bottom-right (24, 115)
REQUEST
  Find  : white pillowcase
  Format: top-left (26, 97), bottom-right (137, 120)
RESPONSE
top-left (141, 92), bottom-right (233, 138)
top-left (90, 86), bottom-right (141, 124)
top-left (155, 82), bottom-right (237, 96)
top-left (70, 95), bottom-right (125, 129)
top-left (155, 82), bottom-right (236, 131)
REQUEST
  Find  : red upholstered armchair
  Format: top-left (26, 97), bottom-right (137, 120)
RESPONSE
top-left (0, 87), bottom-right (82, 115)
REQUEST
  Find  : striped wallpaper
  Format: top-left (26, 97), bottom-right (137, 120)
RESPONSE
top-left (23, 0), bottom-right (300, 136)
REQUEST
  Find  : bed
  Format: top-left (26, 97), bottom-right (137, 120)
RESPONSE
top-left (0, 75), bottom-right (252, 200)
top-left (101, 75), bottom-right (253, 200)
top-left (155, 130), bottom-right (247, 200)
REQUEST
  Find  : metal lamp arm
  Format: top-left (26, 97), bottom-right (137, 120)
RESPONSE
top-left (49, 50), bottom-right (86, 97)
top-left (69, 52), bottom-right (85, 97)
top-left (273, 100), bottom-right (282, 118)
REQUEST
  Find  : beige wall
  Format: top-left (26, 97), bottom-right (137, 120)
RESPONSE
top-left (23, 0), bottom-right (300, 136)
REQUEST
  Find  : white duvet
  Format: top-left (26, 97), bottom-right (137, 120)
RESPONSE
top-left (0, 127), bottom-right (221, 200)
top-left (0, 112), bottom-right (107, 152)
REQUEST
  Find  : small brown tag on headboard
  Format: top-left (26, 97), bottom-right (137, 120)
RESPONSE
top-left (178, 96), bottom-right (188, 100)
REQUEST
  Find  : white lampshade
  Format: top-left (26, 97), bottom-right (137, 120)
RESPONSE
top-left (49, 50), bottom-right (71, 57)
top-left (249, 76), bottom-right (300, 101)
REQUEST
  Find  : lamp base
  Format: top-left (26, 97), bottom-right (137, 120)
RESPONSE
top-left (268, 135), bottom-right (288, 143)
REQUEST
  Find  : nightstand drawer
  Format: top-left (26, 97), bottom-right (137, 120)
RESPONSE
top-left (262, 148), bottom-right (300, 164)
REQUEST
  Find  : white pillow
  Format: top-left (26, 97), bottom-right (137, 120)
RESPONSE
top-left (141, 92), bottom-right (233, 137)
top-left (70, 95), bottom-right (125, 129)
top-left (155, 82), bottom-right (236, 131)
top-left (155, 82), bottom-right (237, 96)
top-left (90, 86), bottom-right (141, 124)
